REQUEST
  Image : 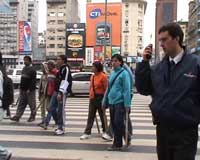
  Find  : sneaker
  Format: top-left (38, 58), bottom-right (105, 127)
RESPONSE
top-left (55, 129), bottom-right (64, 135)
top-left (3, 115), bottom-right (10, 119)
top-left (102, 132), bottom-right (112, 141)
top-left (80, 134), bottom-right (90, 140)
top-left (39, 123), bottom-right (47, 130)
top-left (107, 146), bottom-right (122, 151)
top-left (5, 151), bottom-right (12, 160)
top-left (10, 116), bottom-right (19, 122)
top-left (27, 117), bottom-right (35, 122)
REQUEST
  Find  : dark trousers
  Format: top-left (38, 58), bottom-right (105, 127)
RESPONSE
top-left (15, 90), bottom-right (36, 119)
top-left (107, 113), bottom-right (132, 138)
top-left (2, 101), bottom-right (10, 116)
top-left (84, 96), bottom-right (106, 134)
top-left (110, 103), bottom-right (128, 148)
top-left (156, 124), bottom-right (198, 160)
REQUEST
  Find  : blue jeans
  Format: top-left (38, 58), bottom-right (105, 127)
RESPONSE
top-left (45, 91), bottom-right (66, 130)
top-left (45, 92), bottom-right (58, 126)
top-left (109, 103), bottom-right (126, 148)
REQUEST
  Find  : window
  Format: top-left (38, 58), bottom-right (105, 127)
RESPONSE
top-left (49, 12), bottom-right (56, 16)
top-left (16, 70), bottom-right (22, 75)
top-left (58, 12), bottom-right (64, 17)
top-left (72, 74), bottom-right (92, 81)
top-left (58, 20), bottom-right (64, 24)
top-left (49, 44), bottom-right (55, 48)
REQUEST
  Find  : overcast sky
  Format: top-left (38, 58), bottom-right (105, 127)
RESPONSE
top-left (38, 0), bottom-right (189, 45)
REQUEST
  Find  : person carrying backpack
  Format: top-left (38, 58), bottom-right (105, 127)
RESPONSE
top-left (102, 54), bottom-right (132, 151)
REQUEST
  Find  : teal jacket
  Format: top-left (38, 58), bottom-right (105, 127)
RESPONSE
top-left (103, 66), bottom-right (131, 108)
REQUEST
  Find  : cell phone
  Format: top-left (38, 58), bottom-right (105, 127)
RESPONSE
top-left (146, 44), bottom-right (152, 60)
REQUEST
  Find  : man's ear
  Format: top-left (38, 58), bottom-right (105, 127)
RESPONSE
top-left (176, 36), bottom-right (180, 42)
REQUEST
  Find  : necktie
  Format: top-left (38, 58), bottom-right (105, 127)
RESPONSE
top-left (169, 60), bottom-right (176, 71)
top-left (169, 60), bottom-right (176, 83)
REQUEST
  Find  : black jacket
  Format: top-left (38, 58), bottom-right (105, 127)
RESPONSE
top-left (55, 64), bottom-right (72, 94)
top-left (20, 65), bottom-right (36, 91)
top-left (135, 52), bottom-right (200, 129)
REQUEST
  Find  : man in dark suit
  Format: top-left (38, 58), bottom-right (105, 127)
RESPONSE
top-left (135, 23), bottom-right (200, 160)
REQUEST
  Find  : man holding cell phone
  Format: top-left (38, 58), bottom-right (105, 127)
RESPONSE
top-left (135, 22), bottom-right (200, 160)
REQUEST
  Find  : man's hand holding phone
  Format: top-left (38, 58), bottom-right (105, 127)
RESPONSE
top-left (143, 44), bottom-right (153, 61)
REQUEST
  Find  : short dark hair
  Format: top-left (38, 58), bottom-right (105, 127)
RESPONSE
top-left (58, 55), bottom-right (67, 63)
top-left (111, 54), bottom-right (124, 66)
top-left (23, 55), bottom-right (32, 62)
top-left (93, 61), bottom-right (103, 72)
top-left (159, 22), bottom-right (184, 47)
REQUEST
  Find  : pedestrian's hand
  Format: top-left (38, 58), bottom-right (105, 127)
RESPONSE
top-left (142, 44), bottom-right (153, 61)
top-left (102, 105), bottom-right (107, 111)
top-left (125, 107), bottom-right (130, 113)
top-left (57, 93), bottom-right (63, 102)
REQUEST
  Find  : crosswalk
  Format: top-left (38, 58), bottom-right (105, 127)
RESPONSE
top-left (0, 94), bottom-right (199, 160)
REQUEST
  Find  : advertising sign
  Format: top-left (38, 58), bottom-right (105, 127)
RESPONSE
top-left (86, 3), bottom-right (121, 47)
top-left (85, 48), bottom-right (94, 66)
top-left (94, 46), bottom-right (103, 62)
top-left (112, 47), bottom-right (121, 55)
top-left (66, 23), bottom-right (86, 61)
top-left (19, 21), bottom-right (32, 52)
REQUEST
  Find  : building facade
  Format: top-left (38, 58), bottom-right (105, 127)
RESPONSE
top-left (28, 0), bottom-right (39, 61)
top-left (46, 0), bottom-right (80, 59)
top-left (155, 0), bottom-right (177, 62)
top-left (0, 0), bottom-right (18, 56)
top-left (121, 0), bottom-right (147, 57)
top-left (178, 21), bottom-right (188, 46)
top-left (187, 0), bottom-right (200, 53)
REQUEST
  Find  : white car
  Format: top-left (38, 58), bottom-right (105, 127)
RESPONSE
top-left (71, 72), bottom-right (93, 96)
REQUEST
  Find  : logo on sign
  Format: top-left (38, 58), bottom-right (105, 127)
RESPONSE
top-left (90, 8), bottom-right (101, 19)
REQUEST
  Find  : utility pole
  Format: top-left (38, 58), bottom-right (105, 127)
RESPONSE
top-left (104, 0), bottom-right (108, 62)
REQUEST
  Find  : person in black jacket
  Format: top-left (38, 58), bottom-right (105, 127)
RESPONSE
top-left (11, 56), bottom-right (36, 122)
top-left (48, 55), bottom-right (72, 135)
top-left (2, 71), bottom-right (14, 118)
top-left (135, 23), bottom-right (200, 160)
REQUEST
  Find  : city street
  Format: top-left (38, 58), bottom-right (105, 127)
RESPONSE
top-left (0, 93), bottom-right (200, 160)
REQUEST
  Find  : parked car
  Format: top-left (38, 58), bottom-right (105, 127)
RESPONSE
top-left (70, 72), bottom-right (93, 96)
top-left (7, 68), bottom-right (42, 89)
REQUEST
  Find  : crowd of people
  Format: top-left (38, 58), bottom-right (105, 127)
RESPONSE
top-left (1, 22), bottom-right (200, 160)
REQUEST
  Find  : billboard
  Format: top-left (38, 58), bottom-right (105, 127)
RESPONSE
top-left (66, 23), bottom-right (86, 61)
top-left (19, 21), bottom-right (32, 52)
top-left (86, 3), bottom-right (121, 46)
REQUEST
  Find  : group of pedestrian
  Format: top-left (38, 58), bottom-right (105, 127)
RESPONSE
top-left (2, 22), bottom-right (200, 159)
top-left (80, 54), bottom-right (134, 151)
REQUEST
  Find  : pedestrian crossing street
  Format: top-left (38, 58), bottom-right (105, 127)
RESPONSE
top-left (0, 94), bottom-right (199, 160)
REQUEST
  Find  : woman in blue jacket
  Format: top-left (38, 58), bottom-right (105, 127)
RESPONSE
top-left (102, 54), bottom-right (132, 151)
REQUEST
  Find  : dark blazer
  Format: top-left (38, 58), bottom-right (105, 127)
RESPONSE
top-left (135, 52), bottom-right (200, 129)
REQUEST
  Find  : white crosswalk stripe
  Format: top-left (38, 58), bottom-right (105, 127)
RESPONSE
top-left (0, 94), bottom-right (199, 160)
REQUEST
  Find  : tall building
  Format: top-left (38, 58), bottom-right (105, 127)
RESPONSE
top-left (28, 0), bottom-right (39, 61)
top-left (178, 21), bottom-right (188, 46)
top-left (46, 0), bottom-right (80, 59)
top-left (187, 0), bottom-right (200, 54)
top-left (0, 0), bottom-right (18, 55)
top-left (17, 0), bottom-right (28, 21)
top-left (155, 0), bottom-right (177, 62)
top-left (121, 0), bottom-right (147, 57)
